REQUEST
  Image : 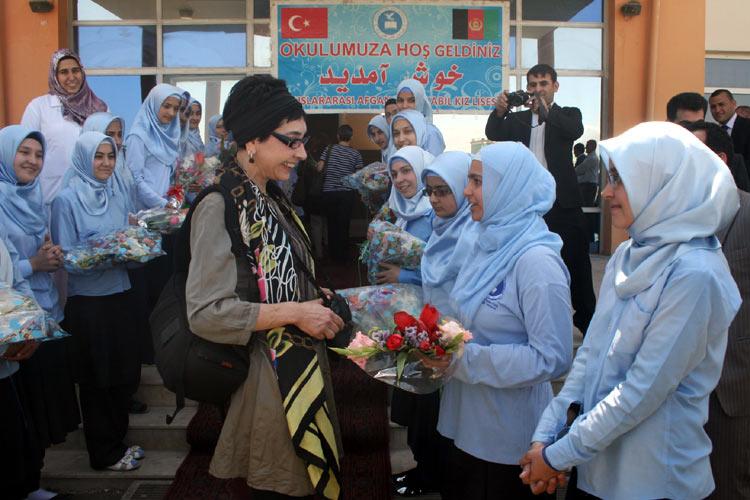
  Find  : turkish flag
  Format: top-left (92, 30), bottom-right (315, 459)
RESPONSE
top-left (281, 8), bottom-right (328, 39)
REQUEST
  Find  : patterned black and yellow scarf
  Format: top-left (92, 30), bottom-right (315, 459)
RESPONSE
top-left (216, 161), bottom-right (341, 498)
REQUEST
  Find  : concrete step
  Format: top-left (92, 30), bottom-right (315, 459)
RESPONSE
top-left (41, 449), bottom-right (185, 493)
top-left (53, 405), bottom-right (196, 452)
top-left (135, 365), bottom-right (197, 407)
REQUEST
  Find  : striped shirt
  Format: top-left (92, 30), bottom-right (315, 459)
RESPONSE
top-left (321, 144), bottom-right (363, 192)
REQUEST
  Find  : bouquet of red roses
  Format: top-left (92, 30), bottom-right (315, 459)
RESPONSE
top-left (330, 303), bottom-right (472, 394)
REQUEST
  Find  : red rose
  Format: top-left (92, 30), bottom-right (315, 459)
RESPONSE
top-left (394, 311), bottom-right (418, 333)
top-left (420, 304), bottom-right (440, 334)
top-left (386, 334), bottom-right (404, 351)
top-left (419, 340), bottom-right (431, 351)
top-left (195, 152), bottom-right (205, 165)
top-left (434, 346), bottom-right (446, 357)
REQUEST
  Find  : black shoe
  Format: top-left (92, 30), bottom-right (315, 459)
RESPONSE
top-left (129, 398), bottom-right (148, 414)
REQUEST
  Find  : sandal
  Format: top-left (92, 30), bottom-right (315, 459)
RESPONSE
top-left (127, 445), bottom-right (145, 460)
top-left (107, 452), bottom-right (141, 471)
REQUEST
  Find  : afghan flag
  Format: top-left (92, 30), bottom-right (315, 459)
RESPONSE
top-left (452, 8), bottom-right (500, 40)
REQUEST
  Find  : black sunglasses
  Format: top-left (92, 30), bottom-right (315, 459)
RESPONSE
top-left (270, 131), bottom-right (310, 150)
top-left (423, 185), bottom-right (453, 197)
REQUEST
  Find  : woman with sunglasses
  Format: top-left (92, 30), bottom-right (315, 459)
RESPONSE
top-left (521, 122), bottom-right (741, 500)
top-left (392, 151), bottom-right (479, 498)
top-left (184, 75), bottom-right (345, 498)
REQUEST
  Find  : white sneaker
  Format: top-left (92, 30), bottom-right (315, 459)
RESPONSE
top-left (107, 452), bottom-right (141, 471)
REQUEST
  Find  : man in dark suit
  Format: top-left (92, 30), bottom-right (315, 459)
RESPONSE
top-left (688, 120), bottom-right (750, 499)
top-left (667, 92), bottom-right (750, 191)
top-left (710, 89), bottom-right (750, 170)
top-left (485, 64), bottom-right (596, 333)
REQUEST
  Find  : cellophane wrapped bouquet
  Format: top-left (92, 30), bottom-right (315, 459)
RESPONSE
top-left (360, 220), bottom-right (426, 284)
top-left (64, 226), bottom-right (165, 272)
top-left (342, 162), bottom-right (391, 214)
top-left (333, 284), bottom-right (472, 394)
top-left (0, 285), bottom-right (68, 347)
top-left (174, 152), bottom-right (220, 193)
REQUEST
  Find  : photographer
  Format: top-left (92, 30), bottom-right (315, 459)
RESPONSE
top-left (485, 64), bottom-right (596, 334)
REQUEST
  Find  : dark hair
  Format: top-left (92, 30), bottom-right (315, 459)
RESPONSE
top-left (585, 139), bottom-right (597, 152)
top-left (666, 92), bottom-right (707, 122)
top-left (337, 124), bottom-right (353, 141)
top-left (710, 89), bottom-right (735, 101)
top-left (683, 120), bottom-right (735, 160)
top-left (527, 64), bottom-right (557, 82)
top-left (573, 143), bottom-right (585, 155)
top-left (384, 98), bottom-right (397, 108)
top-left (222, 75), bottom-right (304, 148)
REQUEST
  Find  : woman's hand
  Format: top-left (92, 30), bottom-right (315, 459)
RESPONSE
top-left (187, 182), bottom-right (202, 193)
top-left (416, 350), bottom-right (453, 370)
top-left (29, 235), bottom-right (63, 272)
top-left (293, 299), bottom-right (344, 340)
top-left (2, 340), bottom-right (39, 361)
top-left (375, 263), bottom-right (401, 284)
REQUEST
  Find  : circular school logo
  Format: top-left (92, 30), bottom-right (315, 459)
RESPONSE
top-left (373, 7), bottom-right (408, 40)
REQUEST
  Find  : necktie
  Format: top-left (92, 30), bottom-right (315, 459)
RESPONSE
top-left (722, 124), bottom-right (730, 134)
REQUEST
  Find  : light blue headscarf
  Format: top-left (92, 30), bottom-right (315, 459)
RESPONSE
top-left (451, 142), bottom-right (563, 327)
top-left (81, 112), bottom-right (135, 211)
top-left (391, 110), bottom-right (428, 151)
top-left (397, 79), bottom-right (433, 124)
top-left (205, 114), bottom-right (223, 157)
top-left (420, 151), bottom-right (479, 305)
top-left (387, 145), bottom-right (434, 228)
top-left (599, 121), bottom-right (740, 299)
top-left (182, 98), bottom-right (204, 157)
top-left (0, 125), bottom-right (47, 236)
top-left (125, 83), bottom-right (183, 165)
top-left (69, 131), bottom-right (118, 216)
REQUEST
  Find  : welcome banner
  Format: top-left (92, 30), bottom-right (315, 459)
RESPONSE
top-left (273, 1), bottom-right (510, 112)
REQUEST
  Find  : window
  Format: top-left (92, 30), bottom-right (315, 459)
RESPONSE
top-left (76, 26), bottom-right (157, 68)
top-left (163, 25), bottom-right (247, 68)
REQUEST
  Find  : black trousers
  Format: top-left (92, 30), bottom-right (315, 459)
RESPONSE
top-left (322, 190), bottom-right (355, 263)
top-left (0, 375), bottom-right (42, 500)
top-left (79, 382), bottom-right (135, 469)
top-left (578, 183), bottom-right (598, 207)
top-left (63, 293), bottom-right (141, 469)
top-left (391, 389), bottom-right (441, 487)
top-left (545, 207), bottom-right (597, 334)
top-left (439, 436), bottom-right (552, 500)
top-left (139, 233), bottom-right (175, 364)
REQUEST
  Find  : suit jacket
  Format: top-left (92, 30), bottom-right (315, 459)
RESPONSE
top-left (731, 115), bottom-right (750, 167)
top-left (730, 153), bottom-right (750, 192)
top-left (715, 189), bottom-right (750, 417)
top-left (485, 104), bottom-right (584, 208)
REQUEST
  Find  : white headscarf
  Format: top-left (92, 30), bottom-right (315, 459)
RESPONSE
top-left (599, 121), bottom-right (740, 299)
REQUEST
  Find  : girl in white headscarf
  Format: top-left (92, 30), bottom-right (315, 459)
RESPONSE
top-left (525, 122), bottom-right (741, 500)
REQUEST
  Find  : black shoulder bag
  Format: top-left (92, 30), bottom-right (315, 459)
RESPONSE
top-left (150, 184), bottom-right (256, 423)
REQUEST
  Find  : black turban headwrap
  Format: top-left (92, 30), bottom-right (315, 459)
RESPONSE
top-left (222, 75), bottom-right (304, 148)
